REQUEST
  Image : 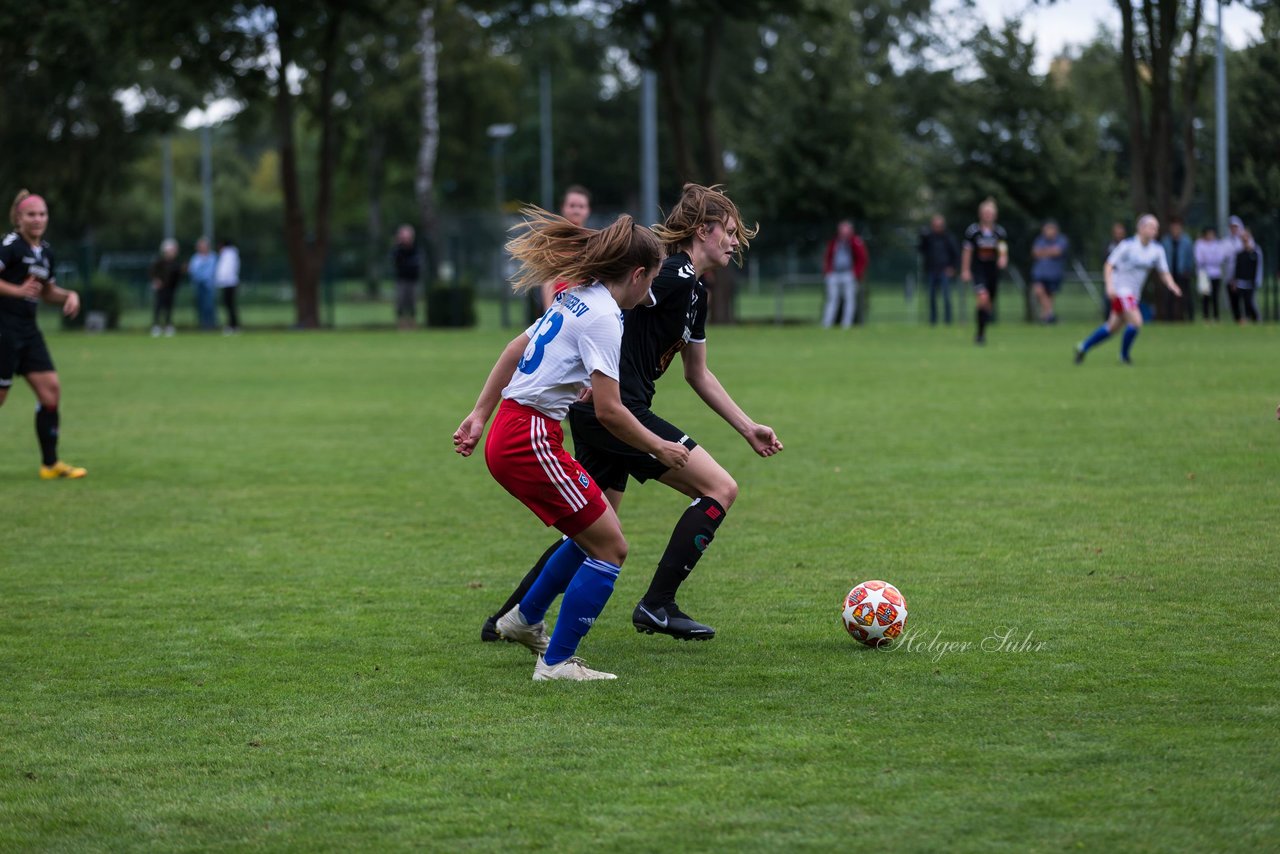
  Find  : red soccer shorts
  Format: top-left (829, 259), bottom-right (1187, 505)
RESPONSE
top-left (1110, 294), bottom-right (1139, 314)
top-left (484, 399), bottom-right (607, 537)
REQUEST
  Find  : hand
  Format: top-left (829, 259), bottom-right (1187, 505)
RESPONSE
top-left (960, 271), bottom-right (971, 284)
top-left (63, 290), bottom-right (80, 318)
top-left (945, 267), bottom-right (955, 277)
top-left (151, 279), bottom-right (162, 291)
top-left (18, 277), bottom-right (42, 299)
top-left (654, 440), bottom-right (689, 471)
top-left (1168, 283), bottom-right (1183, 298)
top-left (575, 386), bottom-right (594, 404)
top-left (745, 423), bottom-right (784, 458)
top-left (452, 413), bottom-right (486, 457)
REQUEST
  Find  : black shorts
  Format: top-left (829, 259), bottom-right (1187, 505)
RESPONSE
top-left (972, 266), bottom-right (1000, 298)
top-left (0, 319), bottom-right (55, 389)
top-left (567, 404), bottom-right (699, 493)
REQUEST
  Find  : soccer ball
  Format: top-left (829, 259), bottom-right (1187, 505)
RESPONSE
top-left (841, 580), bottom-right (908, 647)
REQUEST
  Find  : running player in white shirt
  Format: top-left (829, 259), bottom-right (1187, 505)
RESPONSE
top-left (1074, 214), bottom-right (1182, 365)
top-left (453, 209), bottom-right (689, 682)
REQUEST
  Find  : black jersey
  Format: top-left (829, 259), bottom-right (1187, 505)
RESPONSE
top-left (0, 231), bottom-right (55, 320)
top-left (616, 250), bottom-right (708, 410)
top-left (964, 223), bottom-right (1007, 269)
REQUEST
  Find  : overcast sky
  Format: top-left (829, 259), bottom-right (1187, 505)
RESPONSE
top-left (972, 0), bottom-right (1265, 71)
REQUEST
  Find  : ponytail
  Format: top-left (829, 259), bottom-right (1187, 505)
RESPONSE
top-left (506, 207), bottom-right (662, 294)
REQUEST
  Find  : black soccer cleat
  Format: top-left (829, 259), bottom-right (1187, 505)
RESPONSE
top-left (480, 615), bottom-right (502, 643)
top-left (632, 601), bottom-right (715, 641)
top-left (1073, 345), bottom-right (1086, 365)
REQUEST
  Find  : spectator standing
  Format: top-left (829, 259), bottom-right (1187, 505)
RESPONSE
top-left (188, 237), bottom-right (217, 331)
top-left (1030, 220), bottom-right (1069, 324)
top-left (821, 220), bottom-right (868, 329)
top-left (535, 186), bottom-right (594, 315)
top-left (392, 224), bottom-right (421, 330)
top-left (1232, 229), bottom-right (1264, 325)
top-left (918, 214), bottom-right (959, 325)
top-left (1105, 221), bottom-right (1127, 262)
top-left (1223, 215), bottom-right (1247, 322)
top-left (215, 239), bottom-right (241, 334)
top-left (149, 238), bottom-right (182, 338)
top-left (1160, 218), bottom-right (1195, 320)
top-left (1193, 226), bottom-right (1228, 322)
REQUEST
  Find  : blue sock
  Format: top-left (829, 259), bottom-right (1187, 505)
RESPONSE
top-left (518, 538), bottom-right (585, 624)
top-left (1121, 325), bottom-right (1139, 360)
top-left (1080, 324), bottom-right (1111, 352)
top-left (544, 558), bottom-right (620, 666)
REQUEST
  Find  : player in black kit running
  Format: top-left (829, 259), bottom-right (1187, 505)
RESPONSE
top-left (482, 184), bottom-right (784, 642)
top-left (0, 191), bottom-right (86, 479)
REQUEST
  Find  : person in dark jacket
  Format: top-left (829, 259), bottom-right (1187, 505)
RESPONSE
top-left (149, 238), bottom-right (182, 337)
top-left (392, 225), bottom-right (421, 329)
top-left (918, 214), bottom-right (959, 325)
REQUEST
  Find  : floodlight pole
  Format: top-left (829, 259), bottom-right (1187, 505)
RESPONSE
top-left (162, 135), bottom-right (175, 242)
top-left (1214, 0), bottom-right (1229, 237)
top-left (201, 123), bottom-right (214, 245)
top-left (641, 70), bottom-right (659, 226)
top-left (488, 122), bottom-right (516, 328)
top-left (540, 67), bottom-right (553, 211)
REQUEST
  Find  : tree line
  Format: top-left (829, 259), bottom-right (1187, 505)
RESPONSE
top-left (2, 0), bottom-right (1276, 326)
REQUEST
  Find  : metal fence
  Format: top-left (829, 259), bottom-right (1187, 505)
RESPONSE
top-left (51, 213), bottom-right (1280, 331)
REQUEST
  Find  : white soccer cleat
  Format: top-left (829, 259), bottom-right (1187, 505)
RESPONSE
top-left (533, 655), bottom-right (617, 682)
top-left (494, 607), bottom-right (550, 655)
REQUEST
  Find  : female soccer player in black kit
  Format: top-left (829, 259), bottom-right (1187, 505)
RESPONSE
top-left (0, 191), bottom-right (86, 479)
top-left (960, 197), bottom-right (1008, 345)
top-left (482, 184), bottom-right (784, 642)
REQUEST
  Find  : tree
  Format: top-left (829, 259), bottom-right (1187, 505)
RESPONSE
top-left (1114, 0), bottom-right (1207, 222)
top-left (0, 0), bottom-right (198, 242)
top-left (929, 22), bottom-right (1124, 295)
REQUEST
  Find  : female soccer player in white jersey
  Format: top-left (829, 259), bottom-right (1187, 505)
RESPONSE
top-left (0, 190), bottom-right (86, 479)
top-left (481, 183), bottom-right (784, 645)
top-left (453, 209), bottom-right (689, 682)
top-left (1074, 214), bottom-right (1183, 365)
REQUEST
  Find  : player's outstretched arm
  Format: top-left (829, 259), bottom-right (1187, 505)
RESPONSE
top-left (1161, 272), bottom-right (1182, 298)
top-left (680, 343), bottom-right (783, 458)
top-left (453, 333), bottom-right (528, 457)
top-left (591, 373), bottom-right (688, 470)
top-left (1103, 262), bottom-right (1116, 299)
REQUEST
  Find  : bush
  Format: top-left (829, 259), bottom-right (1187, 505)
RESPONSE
top-left (62, 277), bottom-right (125, 330)
top-left (426, 283), bottom-right (476, 328)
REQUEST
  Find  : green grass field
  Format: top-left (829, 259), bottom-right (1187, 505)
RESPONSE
top-left (2, 319), bottom-right (1277, 851)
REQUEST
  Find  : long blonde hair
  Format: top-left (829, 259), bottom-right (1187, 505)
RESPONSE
top-left (651, 183), bottom-right (758, 266)
top-left (506, 207), bottom-right (662, 294)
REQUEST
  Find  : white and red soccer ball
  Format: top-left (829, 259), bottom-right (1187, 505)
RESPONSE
top-left (841, 580), bottom-right (908, 647)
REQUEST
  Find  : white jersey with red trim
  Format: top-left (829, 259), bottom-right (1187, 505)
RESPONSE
top-left (1106, 237), bottom-right (1169, 298)
top-left (501, 282), bottom-right (623, 420)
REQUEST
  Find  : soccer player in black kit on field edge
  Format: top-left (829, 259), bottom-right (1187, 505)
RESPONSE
top-left (0, 190), bottom-right (86, 479)
top-left (481, 183), bottom-right (784, 642)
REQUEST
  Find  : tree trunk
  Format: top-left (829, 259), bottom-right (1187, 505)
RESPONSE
top-left (696, 22), bottom-right (725, 186)
top-left (1176, 0), bottom-right (1205, 218)
top-left (273, 11), bottom-right (319, 328)
top-left (654, 15), bottom-right (696, 184)
top-left (1117, 0), bottom-right (1151, 214)
top-left (416, 2), bottom-right (441, 300)
top-left (273, 5), bottom-right (342, 329)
